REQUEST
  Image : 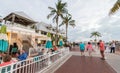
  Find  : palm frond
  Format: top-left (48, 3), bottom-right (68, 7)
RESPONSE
top-left (48, 7), bottom-right (56, 10)
top-left (47, 13), bottom-right (54, 19)
top-left (90, 35), bottom-right (93, 38)
top-left (68, 14), bottom-right (72, 22)
top-left (69, 20), bottom-right (75, 24)
top-left (109, 0), bottom-right (120, 15)
top-left (67, 13), bottom-right (71, 16)
top-left (96, 33), bottom-right (101, 37)
top-left (47, 10), bottom-right (56, 19)
top-left (61, 8), bottom-right (68, 14)
top-left (69, 24), bottom-right (75, 27)
top-left (56, 0), bottom-right (67, 15)
top-left (69, 20), bottom-right (75, 26)
top-left (56, 0), bottom-right (62, 10)
top-left (53, 15), bottom-right (58, 23)
top-left (60, 14), bottom-right (64, 19)
top-left (90, 31), bottom-right (101, 38)
top-left (68, 16), bottom-right (72, 21)
top-left (62, 2), bottom-right (67, 7)
top-left (59, 21), bottom-right (64, 27)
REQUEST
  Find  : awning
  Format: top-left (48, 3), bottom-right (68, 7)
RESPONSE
top-left (4, 12), bottom-right (36, 26)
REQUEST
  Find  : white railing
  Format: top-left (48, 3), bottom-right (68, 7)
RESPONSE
top-left (0, 47), bottom-right (69, 73)
top-left (5, 23), bottom-right (33, 30)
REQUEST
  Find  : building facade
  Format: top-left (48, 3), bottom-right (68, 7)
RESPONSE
top-left (1, 11), bottom-right (65, 51)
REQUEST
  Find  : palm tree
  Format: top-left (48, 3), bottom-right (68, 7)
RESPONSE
top-left (90, 31), bottom-right (101, 41)
top-left (90, 31), bottom-right (101, 48)
top-left (47, 0), bottom-right (68, 45)
top-left (59, 14), bottom-right (75, 42)
top-left (109, 0), bottom-right (120, 15)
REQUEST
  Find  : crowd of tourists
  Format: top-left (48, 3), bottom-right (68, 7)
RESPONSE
top-left (79, 40), bottom-right (120, 60)
top-left (0, 39), bottom-right (119, 67)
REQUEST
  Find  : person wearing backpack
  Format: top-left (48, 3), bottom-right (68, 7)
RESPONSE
top-left (79, 42), bottom-right (85, 56)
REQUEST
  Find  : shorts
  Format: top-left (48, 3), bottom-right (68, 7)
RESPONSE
top-left (88, 49), bottom-right (93, 53)
top-left (100, 50), bottom-right (104, 53)
top-left (80, 49), bottom-right (85, 52)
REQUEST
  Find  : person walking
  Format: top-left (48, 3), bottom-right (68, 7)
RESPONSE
top-left (105, 44), bottom-right (110, 53)
top-left (79, 42), bottom-right (85, 56)
top-left (99, 40), bottom-right (105, 60)
top-left (86, 42), bottom-right (94, 56)
top-left (110, 41), bottom-right (116, 53)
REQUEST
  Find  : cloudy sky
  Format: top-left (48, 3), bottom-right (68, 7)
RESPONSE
top-left (0, 0), bottom-right (120, 42)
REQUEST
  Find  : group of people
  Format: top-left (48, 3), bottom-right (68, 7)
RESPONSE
top-left (79, 40), bottom-right (105, 60)
top-left (0, 45), bottom-right (28, 67)
top-left (105, 41), bottom-right (116, 53)
top-left (0, 42), bottom-right (59, 67)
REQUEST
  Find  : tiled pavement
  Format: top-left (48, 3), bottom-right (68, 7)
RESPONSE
top-left (54, 55), bottom-right (116, 73)
top-left (54, 47), bottom-right (120, 73)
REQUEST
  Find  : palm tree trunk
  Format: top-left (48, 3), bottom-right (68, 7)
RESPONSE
top-left (55, 16), bottom-right (59, 45)
top-left (66, 24), bottom-right (68, 42)
top-left (95, 36), bottom-right (97, 49)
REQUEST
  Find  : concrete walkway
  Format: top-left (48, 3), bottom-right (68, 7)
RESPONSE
top-left (106, 53), bottom-right (120, 73)
top-left (55, 55), bottom-right (116, 73)
top-left (54, 47), bottom-right (120, 73)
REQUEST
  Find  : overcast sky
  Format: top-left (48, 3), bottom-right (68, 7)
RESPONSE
top-left (0, 0), bottom-right (120, 42)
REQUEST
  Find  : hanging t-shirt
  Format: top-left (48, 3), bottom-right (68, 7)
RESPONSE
top-left (11, 47), bottom-right (17, 53)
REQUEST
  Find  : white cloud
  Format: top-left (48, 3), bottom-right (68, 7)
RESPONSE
top-left (0, 0), bottom-right (120, 42)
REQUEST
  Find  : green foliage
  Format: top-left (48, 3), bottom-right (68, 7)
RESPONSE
top-left (90, 31), bottom-right (101, 42)
top-left (47, 0), bottom-right (68, 23)
top-left (109, 0), bottom-right (120, 15)
top-left (47, 32), bottom-right (51, 37)
top-left (60, 13), bottom-right (75, 27)
top-left (59, 13), bottom-right (75, 41)
top-left (0, 25), bottom-right (7, 34)
top-left (90, 31), bottom-right (101, 38)
top-left (47, 0), bottom-right (68, 45)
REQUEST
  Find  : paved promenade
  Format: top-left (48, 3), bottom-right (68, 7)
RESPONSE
top-left (55, 56), bottom-right (116, 73)
top-left (54, 46), bottom-right (120, 73)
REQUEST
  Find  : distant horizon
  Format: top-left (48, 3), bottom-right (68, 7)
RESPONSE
top-left (0, 0), bottom-right (120, 42)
